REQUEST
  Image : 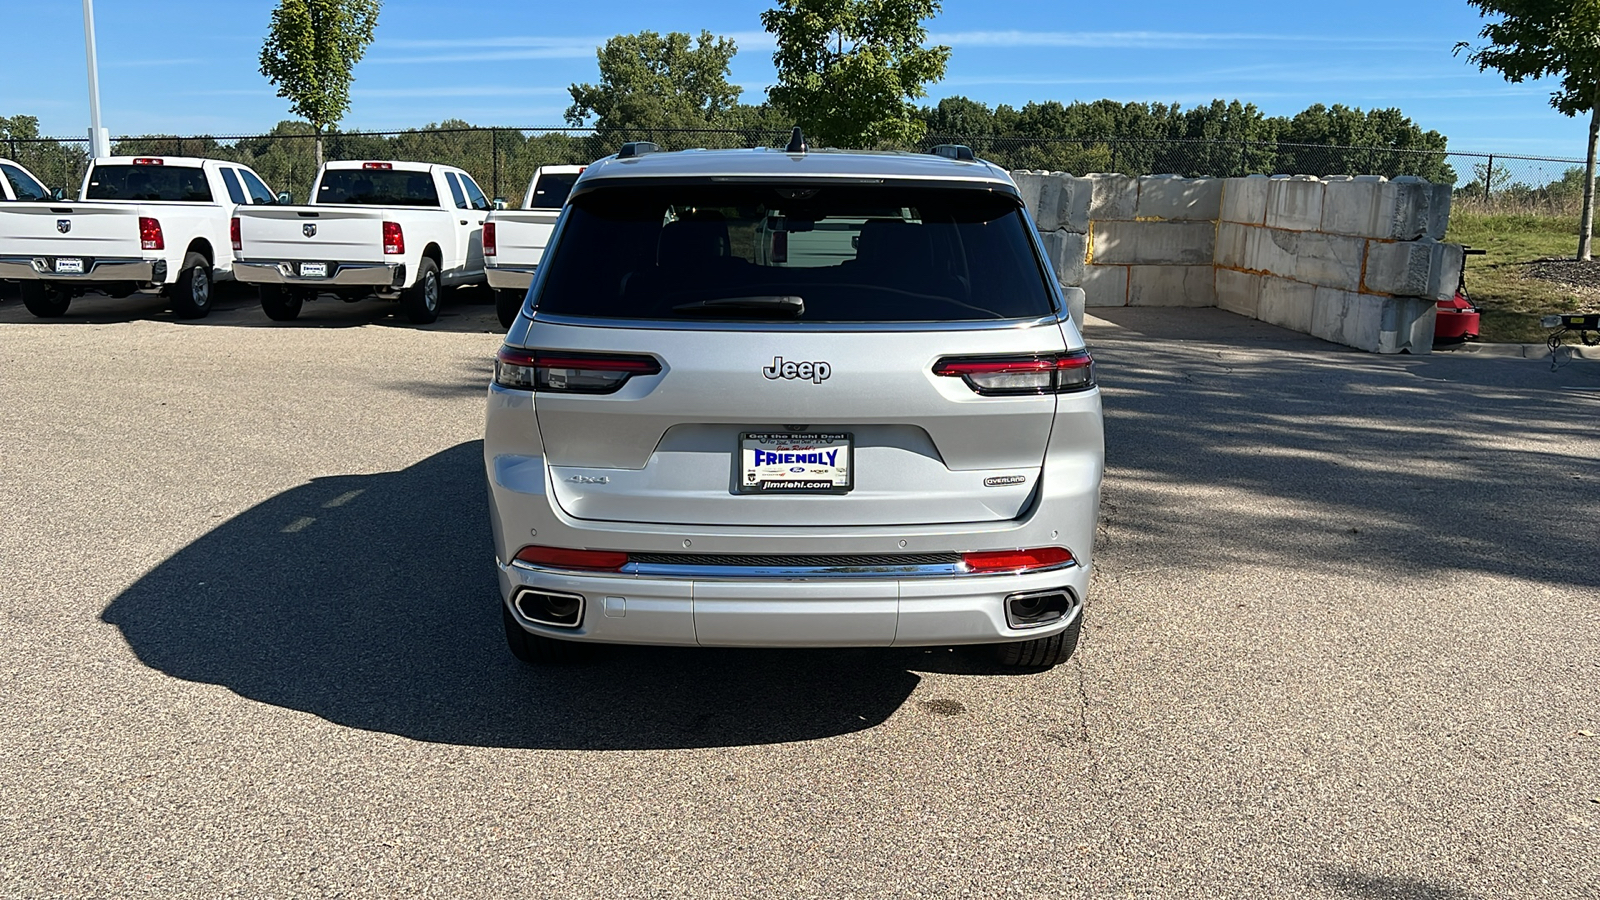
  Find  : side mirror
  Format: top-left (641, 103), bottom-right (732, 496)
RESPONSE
top-left (277, 191), bottom-right (294, 205)
top-left (492, 197), bottom-right (507, 210)
top-left (51, 187), bottom-right (66, 201)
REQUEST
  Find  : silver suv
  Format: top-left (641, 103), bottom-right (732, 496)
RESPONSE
top-left (485, 138), bottom-right (1104, 669)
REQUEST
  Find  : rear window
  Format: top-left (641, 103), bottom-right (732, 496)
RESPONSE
top-left (2, 163), bottom-right (48, 201)
top-left (528, 172), bottom-right (580, 209)
top-left (85, 165), bottom-right (212, 202)
top-left (316, 169), bottom-right (440, 206)
top-left (534, 185), bottom-right (1054, 323)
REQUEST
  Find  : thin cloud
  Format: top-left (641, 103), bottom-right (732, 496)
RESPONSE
top-left (105, 57), bottom-right (211, 67)
top-left (929, 30), bottom-right (1442, 49)
top-left (353, 86), bottom-right (567, 98)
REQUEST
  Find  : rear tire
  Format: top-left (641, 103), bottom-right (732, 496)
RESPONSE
top-left (20, 282), bottom-right (71, 318)
top-left (403, 257), bottom-right (441, 324)
top-left (502, 603), bottom-right (590, 665)
top-left (259, 285), bottom-right (304, 321)
top-left (995, 610), bottom-right (1083, 669)
top-left (170, 251), bottom-right (214, 319)
top-left (495, 288), bottom-right (523, 329)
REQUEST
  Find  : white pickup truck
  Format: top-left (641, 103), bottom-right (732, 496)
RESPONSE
top-left (484, 165), bottom-right (583, 327)
top-left (232, 160), bottom-right (490, 324)
top-left (0, 155), bottom-right (277, 318)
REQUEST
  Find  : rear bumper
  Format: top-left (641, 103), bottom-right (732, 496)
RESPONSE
top-left (485, 263), bottom-right (536, 291)
top-left (0, 255), bottom-right (159, 282)
top-left (234, 259), bottom-right (402, 288)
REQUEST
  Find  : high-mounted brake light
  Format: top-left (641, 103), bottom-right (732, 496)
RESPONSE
top-left (514, 545), bottom-right (630, 571)
top-left (495, 346), bottom-right (662, 394)
top-left (961, 547), bottom-right (1075, 573)
top-left (230, 216), bottom-right (241, 251)
top-left (933, 350), bottom-right (1094, 395)
top-left (382, 221), bottom-right (404, 255)
top-left (132, 158), bottom-right (163, 166)
top-left (139, 217), bottom-right (164, 251)
top-left (362, 162), bottom-right (393, 170)
top-left (483, 221), bottom-right (497, 257)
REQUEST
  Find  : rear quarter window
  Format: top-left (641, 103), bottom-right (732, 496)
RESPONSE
top-left (533, 184), bottom-right (1056, 323)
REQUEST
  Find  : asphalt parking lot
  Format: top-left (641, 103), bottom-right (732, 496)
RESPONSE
top-left (1, 291), bottom-right (1596, 898)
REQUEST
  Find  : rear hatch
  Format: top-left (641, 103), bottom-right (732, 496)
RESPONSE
top-left (522, 179), bottom-right (1073, 528)
top-left (0, 202), bottom-right (141, 260)
top-left (235, 206), bottom-right (388, 263)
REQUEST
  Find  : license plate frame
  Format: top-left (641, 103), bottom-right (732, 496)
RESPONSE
top-left (54, 257), bottom-right (84, 275)
top-left (737, 432), bottom-right (853, 494)
top-left (298, 262), bottom-right (328, 278)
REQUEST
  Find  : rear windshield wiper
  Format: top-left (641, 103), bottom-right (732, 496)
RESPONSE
top-left (671, 296), bottom-right (805, 317)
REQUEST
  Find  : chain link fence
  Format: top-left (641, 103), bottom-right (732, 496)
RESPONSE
top-left (4, 126), bottom-right (1590, 216)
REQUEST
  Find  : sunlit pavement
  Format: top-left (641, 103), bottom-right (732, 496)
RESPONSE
top-left (1, 297), bottom-right (1596, 898)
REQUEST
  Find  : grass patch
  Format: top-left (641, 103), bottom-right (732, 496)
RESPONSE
top-left (1445, 212), bottom-right (1596, 343)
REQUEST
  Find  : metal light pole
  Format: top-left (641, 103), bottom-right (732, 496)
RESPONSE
top-left (82, 0), bottom-right (110, 158)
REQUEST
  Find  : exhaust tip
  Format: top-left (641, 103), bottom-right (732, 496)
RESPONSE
top-left (513, 587), bottom-right (585, 629)
top-left (1005, 588), bottom-right (1077, 630)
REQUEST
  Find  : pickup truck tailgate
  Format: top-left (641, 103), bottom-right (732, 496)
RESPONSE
top-left (489, 209), bottom-right (561, 262)
top-left (236, 206), bottom-right (388, 262)
top-left (0, 203), bottom-right (141, 258)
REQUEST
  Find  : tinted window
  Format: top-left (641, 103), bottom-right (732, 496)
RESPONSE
top-left (2, 163), bottom-right (48, 201)
top-left (316, 169), bottom-right (440, 207)
top-left (445, 172), bottom-right (467, 209)
top-left (529, 172), bottom-right (579, 209)
top-left (535, 185), bottom-right (1054, 323)
top-left (219, 168), bottom-right (247, 204)
top-left (85, 165), bottom-right (212, 202)
top-left (461, 174), bottom-right (490, 211)
top-left (238, 169), bottom-right (276, 205)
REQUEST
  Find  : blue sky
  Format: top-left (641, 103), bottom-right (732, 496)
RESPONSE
top-left (1, 0), bottom-right (1588, 158)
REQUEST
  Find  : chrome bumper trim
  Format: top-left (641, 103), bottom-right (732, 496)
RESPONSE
top-left (0, 255), bottom-right (156, 282)
top-left (485, 264), bottom-right (536, 291)
top-left (509, 558), bottom-right (1077, 580)
top-left (234, 260), bottom-right (400, 287)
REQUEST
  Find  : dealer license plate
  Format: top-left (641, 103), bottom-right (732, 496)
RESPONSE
top-left (299, 262), bottom-right (328, 278)
top-left (738, 432), bottom-right (853, 494)
top-left (54, 258), bottom-right (84, 274)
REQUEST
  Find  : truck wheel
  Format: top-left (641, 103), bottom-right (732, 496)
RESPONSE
top-left (259, 285), bottom-right (303, 321)
top-left (403, 258), bottom-right (441, 324)
top-left (495, 288), bottom-right (523, 329)
top-left (995, 610), bottom-right (1083, 669)
top-left (502, 604), bottom-right (589, 665)
top-left (170, 252), bottom-right (214, 319)
top-left (20, 282), bottom-right (71, 318)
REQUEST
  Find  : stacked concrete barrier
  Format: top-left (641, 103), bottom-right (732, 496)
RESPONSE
top-left (1011, 168), bottom-right (1463, 354)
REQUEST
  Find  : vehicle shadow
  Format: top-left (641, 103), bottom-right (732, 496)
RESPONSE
top-left (100, 441), bottom-right (925, 749)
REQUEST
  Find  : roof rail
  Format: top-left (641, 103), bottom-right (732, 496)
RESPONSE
top-left (931, 144), bottom-right (976, 162)
top-left (617, 141), bottom-right (660, 159)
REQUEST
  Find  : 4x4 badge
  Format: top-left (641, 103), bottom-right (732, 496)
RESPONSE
top-left (762, 356), bottom-right (831, 384)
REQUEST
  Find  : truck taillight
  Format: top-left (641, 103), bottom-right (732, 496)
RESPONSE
top-left (382, 221), bottom-right (404, 255)
top-left (933, 350), bottom-right (1094, 395)
top-left (495, 347), bottom-right (661, 394)
top-left (483, 221), bottom-right (496, 257)
top-left (230, 216), bottom-right (241, 251)
top-left (139, 217), bottom-right (164, 251)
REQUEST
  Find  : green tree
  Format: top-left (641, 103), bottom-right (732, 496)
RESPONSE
top-left (566, 31), bottom-right (744, 146)
top-left (259, 0), bottom-right (382, 168)
top-left (762, 0), bottom-right (951, 147)
top-left (1457, 0), bottom-right (1600, 258)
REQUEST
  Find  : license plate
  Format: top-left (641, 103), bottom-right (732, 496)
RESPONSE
top-left (299, 262), bottom-right (328, 278)
top-left (54, 258), bottom-right (84, 274)
top-left (738, 432), bottom-right (853, 494)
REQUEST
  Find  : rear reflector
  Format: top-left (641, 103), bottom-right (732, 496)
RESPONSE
top-left (139, 217), bottom-right (164, 251)
top-left (362, 162), bottom-right (394, 170)
top-left (495, 346), bottom-right (661, 394)
top-left (961, 547), bottom-right (1075, 573)
top-left (934, 350), bottom-right (1094, 395)
top-left (514, 545), bottom-right (629, 571)
top-left (483, 221), bottom-right (497, 256)
top-left (382, 221), bottom-right (404, 255)
top-left (230, 216), bottom-right (241, 251)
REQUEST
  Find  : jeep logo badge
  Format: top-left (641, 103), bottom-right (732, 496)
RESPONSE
top-left (303, 223), bottom-right (317, 238)
top-left (762, 356), bottom-right (831, 384)
top-left (57, 219), bottom-right (71, 234)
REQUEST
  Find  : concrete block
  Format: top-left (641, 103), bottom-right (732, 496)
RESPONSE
top-left (1425, 181), bottom-right (1452, 240)
top-left (1038, 230), bottom-right (1088, 286)
top-left (1033, 173), bottom-right (1093, 233)
top-left (1311, 287), bottom-right (1369, 347)
top-left (1257, 276), bottom-right (1316, 333)
top-left (1215, 222), bottom-right (1252, 270)
top-left (1310, 288), bottom-right (1436, 353)
top-left (1086, 173), bottom-right (1138, 220)
top-left (1265, 176), bottom-right (1325, 231)
top-left (1128, 265), bottom-right (1216, 307)
top-left (1216, 268), bottom-right (1262, 318)
top-left (1220, 175), bottom-right (1270, 225)
top-left (1322, 176), bottom-right (1435, 240)
top-left (1060, 286), bottom-right (1086, 327)
top-left (1135, 176), bottom-right (1223, 221)
top-left (1379, 295), bottom-right (1437, 354)
top-left (1091, 220), bottom-right (1215, 266)
top-left (1012, 170), bottom-right (1044, 216)
top-left (1081, 264), bottom-right (1128, 307)
top-left (1363, 238), bottom-right (1464, 301)
top-left (1217, 225), bottom-right (1363, 291)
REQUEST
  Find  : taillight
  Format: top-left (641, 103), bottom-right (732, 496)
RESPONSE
top-left (933, 350), bottom-right (1094, 395)
top-left (382, 221), bottom-right (404, 255)
top-left (961, 547), bottom-right (1075, 573)
top-left (494, 346), bottom-right (661, 394)
top-left (139, 217), bottom-right (164, 251)
top-left (230, 216), bottom-right (241, 251)
top-left (514, 545), bottom-right (629, 571)
top-left (483, 221), bottom-right (497, 257)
